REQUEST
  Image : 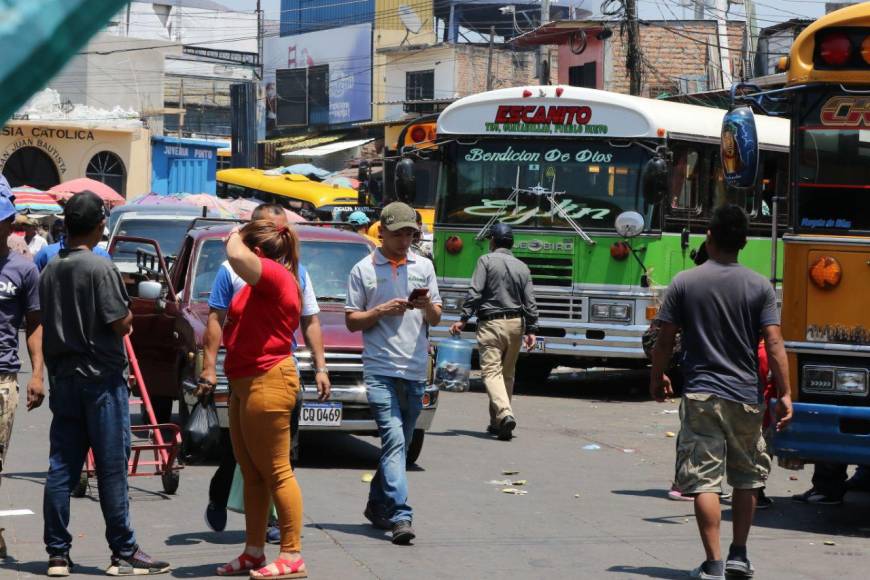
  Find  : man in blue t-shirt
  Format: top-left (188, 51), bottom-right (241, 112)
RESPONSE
top-left (0, 195), bottom-right (45, 486)
top-left (197, 203), bottom-right (330, 542)
top-left (34, 218), bottom-right (111, 272)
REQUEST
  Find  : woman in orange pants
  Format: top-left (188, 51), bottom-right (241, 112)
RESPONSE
top-left (215, 220), bottom-right (307, 579)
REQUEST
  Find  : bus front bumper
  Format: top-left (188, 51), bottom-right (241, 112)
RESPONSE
top-left (772, 401), bottom-right (870, 467)
top-left (432, 314), bottom-right (648, 361)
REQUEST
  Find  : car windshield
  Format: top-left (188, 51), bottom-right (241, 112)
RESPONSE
top-left (437, 139), bottom-right (652, 230)
top-left (190, 238), bottom-right (372, 303)
top-left (112, 218), bottom-right (194, 261)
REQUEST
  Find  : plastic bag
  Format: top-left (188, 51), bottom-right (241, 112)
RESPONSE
top-left (182, 394), bottom-right (221, 457)
top-left (228, 464), bottom-right (278, 519)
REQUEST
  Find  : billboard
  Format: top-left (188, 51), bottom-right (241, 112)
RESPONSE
top-left (264, 23), bottom-right (372, 127)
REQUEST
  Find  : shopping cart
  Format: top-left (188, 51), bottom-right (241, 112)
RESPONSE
top-left (73, 335), bottom-right (183, 497)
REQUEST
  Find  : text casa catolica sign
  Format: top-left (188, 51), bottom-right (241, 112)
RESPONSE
top-left (484, 105), bottom-right (608, 135)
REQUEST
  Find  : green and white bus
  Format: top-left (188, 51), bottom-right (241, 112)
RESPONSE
top-left (413, 86), bottom-right (790, 381)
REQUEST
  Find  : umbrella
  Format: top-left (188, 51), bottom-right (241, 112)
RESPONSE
top-left (12, 186), bottom-right (63, 214)
top-left (49, 177), bottom-right (125, 207)
top-left (129, 193), bottom-right (188, 207)
top-left (175, 194), bottom-right (236, 218)
top-left (225, 197), bottom-right (303, 223)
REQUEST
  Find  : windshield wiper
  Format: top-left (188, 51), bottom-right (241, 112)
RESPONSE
top-left (475, 169), bottom-right (595, 246)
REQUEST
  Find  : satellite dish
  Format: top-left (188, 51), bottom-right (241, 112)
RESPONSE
top-left (398, 4), bottom-right (423, 35)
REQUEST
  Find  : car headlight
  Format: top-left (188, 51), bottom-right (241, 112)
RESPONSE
top-left (836, 369), bottom-right (868, 394)
top-left (590, 301), bottom-right (632, 322)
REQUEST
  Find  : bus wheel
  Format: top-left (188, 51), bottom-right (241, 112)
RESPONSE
top-left (407, 430), bottom-right (425, 466)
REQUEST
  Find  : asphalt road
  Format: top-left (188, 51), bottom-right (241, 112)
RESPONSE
top-left (2, 364), bottom-right (870, 579)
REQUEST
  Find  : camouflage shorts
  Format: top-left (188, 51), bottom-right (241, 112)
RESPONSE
top-left (0, 374), bottom-right (19, 473)
top-left (674, 392), bottom-right (770, 494)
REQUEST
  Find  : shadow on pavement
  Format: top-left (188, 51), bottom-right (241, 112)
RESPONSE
top-left (607, 565), bottom-right (686, 579)
top-left (296, 433), bottom-right (380, 470)
top-left (1, 470), bottom-right (47, 487)
top-left (611, 488), bottom-right (672, 500)
top-left (427, 428), bottom-right (496, 441)
top-left (165, 529), bottom-right (246, 546)
top-left (171, 562), bottom-right (224, 578)
top-left (514, 369), bottom-right (650, 401)
top-left (2, 558), bottom-right (106, 577)
top-left (722, 494), bottom-right (870, 538)
top-left (307, 521), bottom-right (389, 541)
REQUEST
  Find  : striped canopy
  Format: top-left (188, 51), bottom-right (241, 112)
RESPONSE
top-left (12, 186), bottom-right (62, 214)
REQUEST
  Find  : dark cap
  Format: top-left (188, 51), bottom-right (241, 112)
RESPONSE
top-left (63, 191), bottom-right (105, 235)
top-left (380, 202), bottom-right (419, 232)
top-left (487, 223), bottom-right (513, 243)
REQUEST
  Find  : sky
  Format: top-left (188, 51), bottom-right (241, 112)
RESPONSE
top-left (218, 0), bottom-right (830, 29)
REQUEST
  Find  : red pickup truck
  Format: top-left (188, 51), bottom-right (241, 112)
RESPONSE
top-left (124, 223), bottom-right (439, 462)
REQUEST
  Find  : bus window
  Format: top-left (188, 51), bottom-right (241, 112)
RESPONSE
top-left (668, 144), bottom-right (701, 210)
top-left (217, 181), bottom-right (249, 198)
top-left (758, 151), bottom-right (789, 224)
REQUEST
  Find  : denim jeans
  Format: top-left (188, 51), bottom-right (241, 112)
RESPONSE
top-left (364, 374), bottom-right (425, 524)
top-left (43, 372), bottom-right (137, 557)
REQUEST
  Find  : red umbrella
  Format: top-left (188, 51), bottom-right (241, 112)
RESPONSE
top-left (49, 178), bottom-right (126, 207)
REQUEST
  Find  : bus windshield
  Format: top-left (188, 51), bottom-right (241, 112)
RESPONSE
top-left (437, 139), bottom-right (653, 230)
top-left (795, 89), bottom-right (870, 233)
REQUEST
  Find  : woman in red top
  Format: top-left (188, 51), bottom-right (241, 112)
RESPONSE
top-left (216, 221), bottom-right (307, 579)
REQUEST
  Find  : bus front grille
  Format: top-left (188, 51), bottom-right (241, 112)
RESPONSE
top-left (519, 255), bottom-right (573, 287)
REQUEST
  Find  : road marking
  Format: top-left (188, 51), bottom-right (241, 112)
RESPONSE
top-left (0, 509), bottom-right (34, 517)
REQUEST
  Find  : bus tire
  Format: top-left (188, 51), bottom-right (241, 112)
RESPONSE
top-left (407, 430), bottom-right (424, 466)
top-left (515, 362), bottom-right (555, 385)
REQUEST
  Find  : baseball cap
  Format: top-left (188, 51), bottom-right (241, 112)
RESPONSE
top-left (347, 210), bottom-right (370, 226)
top-left (63, 191), bottom-right (106, 234)
top-left (0, 196), bottom-right (16, 222)
top-left (487, 223), bottom-right (513, 243)
top-left (379, 202), bottom-right (419, 232)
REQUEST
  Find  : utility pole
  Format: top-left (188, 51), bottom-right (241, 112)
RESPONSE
top-left (626, 0), bottom-right (642, 95)
top-left (694, 0), bottom-right (706, 20)
top-left (744, 0), bottom-right (759, 78)
top-left (256, 0), bottom-right (263, 81)
top-left (714, 0), bottom-right (733, 88)
top-left (539, 0), bottom-right (550, 84)
top-left (487, 25), bottom-right (495, 90)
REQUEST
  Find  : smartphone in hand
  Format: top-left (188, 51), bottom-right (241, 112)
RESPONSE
top-left (407, 288), bottom-right (429, 309)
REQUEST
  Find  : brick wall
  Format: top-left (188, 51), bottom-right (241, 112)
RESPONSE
top-left (607, 21), bottom-right (747, 96)
top-left (453, 44), bottom-right (550, 97)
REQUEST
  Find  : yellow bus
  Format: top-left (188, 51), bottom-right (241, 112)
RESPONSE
top-left (732, 4), bottom-right (870, 469)
top-left (216, 167), bottom-right (361, 221)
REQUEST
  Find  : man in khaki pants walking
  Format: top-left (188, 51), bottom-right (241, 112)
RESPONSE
top-left (450, 224), bottom-right (537, 441)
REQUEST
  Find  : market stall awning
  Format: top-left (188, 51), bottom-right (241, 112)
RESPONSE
top-left (49, 177), bottom-right (126, 208)
top-left (12, 186), bottom-right (63, 214)
top-left (282, 139), bottom-right (374, 158)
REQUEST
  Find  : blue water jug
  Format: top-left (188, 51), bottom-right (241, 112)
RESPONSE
top-left (434, 337), bottom-right (474, 392)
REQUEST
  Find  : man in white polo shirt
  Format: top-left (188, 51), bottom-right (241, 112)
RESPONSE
top-left (346, 201), bottom-right (441, 545)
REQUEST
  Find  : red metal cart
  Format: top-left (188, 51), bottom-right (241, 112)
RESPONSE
top-left (73, 335), bottom-right (183, 497)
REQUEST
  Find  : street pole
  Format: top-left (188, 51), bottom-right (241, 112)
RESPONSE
top-left (744, 0), bottom-right (758, 77)
top-left (487, 25), bottom-right (495, 90)
top-left (714, 0), bottom-right (733, 88)
top-left (626, 0), bottom-right (642, 95)
top-left (256, 0), bottom-right (263, 81)
top-left (539, 0), bottom-right (550, 84)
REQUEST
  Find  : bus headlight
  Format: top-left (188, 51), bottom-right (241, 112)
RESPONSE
top-left (590, 301), bottom-right (632, 322)
top-left (836, 369), bottom-right (868, 395)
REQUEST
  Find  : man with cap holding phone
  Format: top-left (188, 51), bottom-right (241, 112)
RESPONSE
top-left (449, 223), bottom-right (538, 441)
top-left (0, 193), bottom-right (44, 489)
top-left (346, 201), bottom-right (441, 545)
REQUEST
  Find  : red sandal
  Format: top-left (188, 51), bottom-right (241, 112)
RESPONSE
top-left (216, 553), bottom-right (266, 576)
top-left (250, 557), bottom-right (307, 579)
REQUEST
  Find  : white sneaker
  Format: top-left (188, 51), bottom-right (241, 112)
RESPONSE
top-left (689, 564), bottom-right (725, 580)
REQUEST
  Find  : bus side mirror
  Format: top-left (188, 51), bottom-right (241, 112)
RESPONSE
top-left (642, 156), bottom-right (668, 205)
top-left (721, 106), bottom-right (759, 189)
top-left (395, 158), bottom-right (416, 204)
top-left (615, 211), bottom-right (645, 238)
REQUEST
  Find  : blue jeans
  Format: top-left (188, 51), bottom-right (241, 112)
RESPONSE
top-left (43, 372), bottom-right (137, 557)
top-left (364, 374), bottom-right (425, 524)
